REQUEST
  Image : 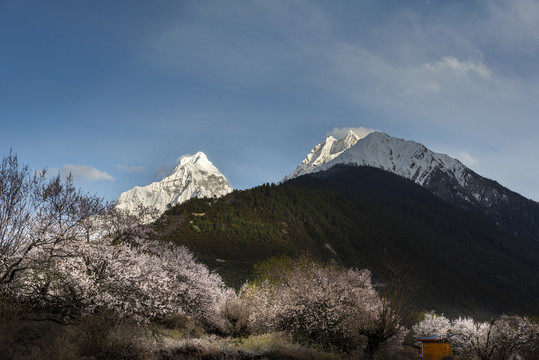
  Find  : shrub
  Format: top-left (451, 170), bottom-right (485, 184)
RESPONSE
top-left (242, 256), bottom-right (406, 354)
top-left (221, 291), bottom-right (251, 337)
top-left (77, 312), bottom-right (146, 360)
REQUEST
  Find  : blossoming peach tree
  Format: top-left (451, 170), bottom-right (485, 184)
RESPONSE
top-left (240, 256), bottom-right (406, 354)
top-left (0, 151), bottom-right (230, 331)
top-left (413, 311), bottom-right (539, 359)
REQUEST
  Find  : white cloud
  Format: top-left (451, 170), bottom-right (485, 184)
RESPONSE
top-left (423, 57), bottom-right (491, 81)
top-left (401, 56), bottom-right (492, 98)
top-left (453, 151), bottom-right (479, 168)
top-left (117, 164), bottom-right (145, 173)
top-left (325, 42), bottom-right (494, 98)
top-left (319, 42), bottom-right (522, 130)
top-left (326, 126), bottom-right (377, 139)
top-left (60, 165), bottom-right (113, 182)
top-left (152, 166), bottom-right (171, 181)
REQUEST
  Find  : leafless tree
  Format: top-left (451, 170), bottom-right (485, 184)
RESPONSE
top-left (0, 150), bottom-right (104, 286)
top-left (359, 265), bottom-right (414, 357)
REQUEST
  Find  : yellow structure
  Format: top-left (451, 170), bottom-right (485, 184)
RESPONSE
top-left (417, 336), bottom-right (452, 360)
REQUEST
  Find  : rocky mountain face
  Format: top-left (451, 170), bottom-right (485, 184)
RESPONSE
top-left (283, 130), bottom-right (361, 181)
top-left (116, 152), bottom-right (233, 218)
top-left (285, 131), bottom-right (539, 243)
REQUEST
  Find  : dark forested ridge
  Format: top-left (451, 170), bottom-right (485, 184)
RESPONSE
top-left (157, 165), bottom-right (539, 319)
top-left (423, 165), bottom-right (539, 245)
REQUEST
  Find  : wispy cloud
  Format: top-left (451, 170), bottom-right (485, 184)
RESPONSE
top-left (423, 57), bottom-right (491, 81)
top-left (324, 43), bottom-right (494, 99)
top-left (58, 165), bottom-right (113, 182)
top-left (452, 151), bottom-right (479, 168)
top-left (327, 126), bottom-right (377, 139)
top-left (152, 166), bottom-right (171, 181)
top-left (117, 164), bottom-right (145, 174)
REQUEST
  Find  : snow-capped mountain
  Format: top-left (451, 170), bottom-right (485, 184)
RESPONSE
top-left (285, 130), bottom-right (539, 242)
top-left (116, 152), bottom-right (233, 218)
top-left (283, 130), bottom-right (361, 181)
top-left (286, 131), bottom-right (469, 187)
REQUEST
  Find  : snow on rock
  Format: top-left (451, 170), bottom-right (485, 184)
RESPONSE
top-left (116, 151), bottom-right (233, 218)
top-left (284, 131), bottom-right (470, 188)
top-left (283, 130), bottom-right (360, 181)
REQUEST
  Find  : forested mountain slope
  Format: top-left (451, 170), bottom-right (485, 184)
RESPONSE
top-left (286, 131), bottom-right (539, 244)
top-left (156, 165), bottom-right (539, 319)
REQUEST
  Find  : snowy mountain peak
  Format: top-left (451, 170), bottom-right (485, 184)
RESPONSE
top-left (117, 151), bottom-right (233, 220)
top-left (283, 130), bottom-right (361, 181)
top-left (284, 131), bottom-right (469, 189)
top-left (177, 151), bottom-right (211, 168)
top-left (343, 129), bottom-right (361, 145)
top-left (172, 151), bottom-right (219, 175)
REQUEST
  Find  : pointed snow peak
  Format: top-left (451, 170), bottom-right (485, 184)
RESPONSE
top-left (282, 131), bottom-right (361, 181)
top-left (170, 151), bottom-right (218, 176)
top-left (178, 151), bottom-right (208, 166)
top-left (116, 151), bottom-right (233, 221)
top-left (344, 129), bottom-right (360, 142)
top-left (333, 130), bottom-right (362, 154)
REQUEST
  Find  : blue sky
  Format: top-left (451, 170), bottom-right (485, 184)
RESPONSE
top-left (2, 0), bottom-right (539, 201)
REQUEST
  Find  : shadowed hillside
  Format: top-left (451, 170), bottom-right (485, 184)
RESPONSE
top-left (156, 165), bottom-right (539, 319)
